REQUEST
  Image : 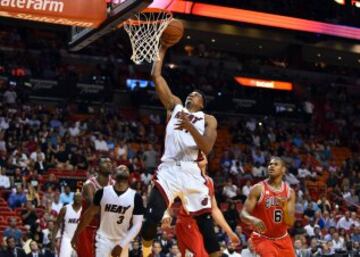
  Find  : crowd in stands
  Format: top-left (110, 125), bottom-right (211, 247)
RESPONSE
top-left (0, 24), bottom-right (359, 257)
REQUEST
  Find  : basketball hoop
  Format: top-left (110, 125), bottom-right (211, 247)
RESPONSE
top-left (124, 8), bottom-right (173, 64)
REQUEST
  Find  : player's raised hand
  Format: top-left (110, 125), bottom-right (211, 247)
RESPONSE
top-left (251, 217), bottom-right (267, 233)
top-left (175, 111), bottom-right (193, 131)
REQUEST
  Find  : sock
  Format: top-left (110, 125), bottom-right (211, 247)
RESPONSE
top-left (142, 240), bottom-right (152, 257)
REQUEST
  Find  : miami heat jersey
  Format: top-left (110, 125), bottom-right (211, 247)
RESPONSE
top-left (62, 204), bottom-right (82, 238)
top-left (98, 186), bottom-right (136, 240)
top-left (177, 176), bottom-right (214, 223)
top-left (162, 104), bottom-right (205, 162)
top-left (252, 180), bottom-right (291, 238)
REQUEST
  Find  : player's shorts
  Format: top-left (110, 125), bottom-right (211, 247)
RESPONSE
top-left (250, 232), bottom-right (295, 257)
top-left (76, 226), bottom-right (97, 257)
top-left (153, 161), bottom-right (211, 214)
top-left (59, 235), bottom-right (77, 257)
top-left (176, 220), bottom-right (208, 257)
top-left (95, 233), bottom-right (129, 257)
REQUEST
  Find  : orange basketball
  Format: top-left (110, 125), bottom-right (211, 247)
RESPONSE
top-left (161, 19), bottom-right (184, 47)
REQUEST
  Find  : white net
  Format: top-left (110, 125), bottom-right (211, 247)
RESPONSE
top-left (124, 9), bottom-right (173, 64)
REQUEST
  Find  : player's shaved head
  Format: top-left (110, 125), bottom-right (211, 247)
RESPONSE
top-left (270, 156), bottom-right (286, 167)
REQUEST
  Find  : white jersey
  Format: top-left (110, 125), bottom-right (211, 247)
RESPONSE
top-left (161, 104), bottom-right (205, 162)
top-left (62, 204), bottom-right (82, 238)
top-left (98, 186), bottom-right (136, 240)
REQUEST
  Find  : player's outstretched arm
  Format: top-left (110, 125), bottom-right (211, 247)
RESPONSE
top-left (52, 206), bottom-right (66, 244)
top-left (151, 45), bottom-right (182, 111)
top-left (71, 204), bottom-right (100, 249)
top-left (240, 184), bottom-right (266, 233)
top-left (211, 197), bottom-right (240, 245)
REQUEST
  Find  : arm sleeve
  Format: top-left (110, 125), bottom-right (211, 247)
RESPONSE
top-left (119, 215), bottom-right (143, 248)
top-left (93, 189), bottom-right (104, 206)
top-left (133, 193), bottom-right (145, 215)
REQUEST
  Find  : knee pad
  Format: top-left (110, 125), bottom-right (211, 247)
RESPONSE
top-left (140, 187), bottom-right (167, 241)
top-left (195, 213), bottom-right (220, 254)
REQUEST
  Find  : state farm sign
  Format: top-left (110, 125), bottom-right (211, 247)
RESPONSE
top-left (0, 0), bottom-right (107, 27)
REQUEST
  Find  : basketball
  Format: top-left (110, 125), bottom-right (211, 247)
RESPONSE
top-left (161, 19), bottom-right (184, 47)
top-left (111, 245), bottom-right (122, 257)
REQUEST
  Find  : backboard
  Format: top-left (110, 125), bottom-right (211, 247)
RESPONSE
top-left (68, 0), bottom-right (153, 51)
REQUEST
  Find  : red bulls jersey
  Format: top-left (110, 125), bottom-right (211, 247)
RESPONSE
top-left (252, 179), bottom-right (291, 238)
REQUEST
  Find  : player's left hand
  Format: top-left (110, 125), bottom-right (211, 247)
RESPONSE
top-left (111, 244), bottom-right (123, 257)
top-left (175, 111), bottom-right (193, 132)
top-left (227, 231), bottom-right (241, 246)
top-left (70, 235), bottom-right (78, 250)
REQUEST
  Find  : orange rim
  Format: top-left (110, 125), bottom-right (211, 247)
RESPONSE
top-left (125, 8), bottom-right (173, 26)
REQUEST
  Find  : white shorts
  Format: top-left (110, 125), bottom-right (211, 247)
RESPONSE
top-left (95, 233), bottom-right (129, 257)
top-left (154, 161), bottom-right (212, 215)
top-left (59, 236), bottom-right (77, 257)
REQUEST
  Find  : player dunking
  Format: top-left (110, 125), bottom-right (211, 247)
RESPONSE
top-left (240, 157), bottom-right (296, 257)
top-left (71, 165), bottom-right (145, 257)
top-left (75, 157), bottom-right (114, 257)
top-left (162, 154), bottom-right (240, 257)
top-left (53, 192), bottom-right (82, 257)
top-left (141, 44), bottom-right (220, 257)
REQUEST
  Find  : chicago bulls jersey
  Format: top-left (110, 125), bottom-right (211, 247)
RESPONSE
top-left (177, 176), bottom-right (214, 224)
top-left (81, 175), bottom-right (114, 227)
top-left (252, 179), bottom-right (291, 238)
top-left (162, 104), bottom-right (205, 162)
top-left (62, 204), bottom-right (82, 238)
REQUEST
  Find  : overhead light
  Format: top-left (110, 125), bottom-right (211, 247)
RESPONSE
top-left (317, 53), bottom-right (321, 57)
top-left (258, 45), bottom-right (263, 49)
top-left (338, 56), bottom-right (342, 60)
top-left (211, 38), bottom-right (216, 43)
top-left (186, 35), bottom-right (191, 39)
top-left (358, 59), bottom-right (360, 63)
top-left (333, 0), bottom-right (345, 5)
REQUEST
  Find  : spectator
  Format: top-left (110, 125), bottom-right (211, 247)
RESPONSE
top-left (30, 147), bottom-right (45, 163)
top-left (94, 134), bottom-right (108, 152)
top-left (0, 167), bottom-right (10, 189)
top-left (54, 144), bottom-right (72, 170)
top-left (240, 239), bottom-right (257, 257)
top-left (50, 193), bottom-right (63, 214)
top-left (59, 185), bottom-right (73, 205)
top-left (26, 184), bottom-right (40, 207)
top-left (69, 148), bottom-right (88, 170)
top-left (165, 244), bottom-right (180, 257)
top-left (308, 238), bottom-right (321, 256)
top-left (224, 202), bottom-right (240, 231)
top-left (223, 241), bottom-right (241, 257)
top-left (129, 240), bottom-right (142, 257)
top-left (21, 200), bottom-right (38, 227)
top-left (8, 185), bottom-right (27, 209)
top-left (140, 169), bottom-right (152, 186)
top-left (222, 179), bottom-right (238, 200)
top-left (241, 180), bottom-right (251, 198)
top-left (304, 218), bottom-right (318, 237)
top-left (337, 211), bottom-right (353, 231)
top-left (294, 239), bottom-right (311, 257)
top-left (303, 202), bottom-right (316, 220)
top-left (251, 162), bottom-right (266, 178)
top-left (323, 211), bottom-right (336, 229)
top-left (3, 218), bottom-right (22, 245)
top-left (42, 220), bottom-right (55, 247)
top-left (26, 240), bottom-right (45, 257)
top-left (3, 86), bottom-right (17, 104)
top-left (331, 232), bottom-right (346, 252)
top-left (151, 241), bottom-right (165, 257)
top-left (234, 225), bottom-right (247, 247)
top-left (143, 144), bottom-right (158, 173)
top-left (34, 154), bottom-right (47, 174)
top-left (0, 236), bottom-right (26, 257)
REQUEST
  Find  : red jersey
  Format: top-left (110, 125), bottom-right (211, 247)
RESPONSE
top-left (252, 179), bottom-right (291, 238)
top-left (176, 176), bottom-right (214, 224)
top-left (81, 175), bottom-right (114, 227)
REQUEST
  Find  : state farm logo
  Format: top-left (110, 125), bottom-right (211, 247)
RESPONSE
top-left (0, 0), bottom-right (64, 13)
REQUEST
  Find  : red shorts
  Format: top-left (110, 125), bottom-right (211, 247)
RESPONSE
top-left (76, 226), bottom-right (97, 257)
top-left (250, 233), bottom-right (295, 257)
top-left (175, 221), bottom-right (208, 257)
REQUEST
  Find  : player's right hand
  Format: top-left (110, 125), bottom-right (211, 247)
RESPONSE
top-left (251, 217), bottom-right (267, 233)
top-left (227, 231), bottom-right (241, 246)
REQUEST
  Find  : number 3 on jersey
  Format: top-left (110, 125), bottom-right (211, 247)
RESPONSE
top-left (117, 215), bottom-right (124, 224)
top-left (274, 209), bottom-right (283, 223)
